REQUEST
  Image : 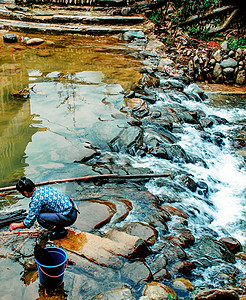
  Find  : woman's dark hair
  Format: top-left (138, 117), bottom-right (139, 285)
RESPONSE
top-left (16, 177), bottom-right (35, 194)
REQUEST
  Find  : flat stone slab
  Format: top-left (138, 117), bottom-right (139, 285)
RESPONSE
top-left (54, 228), bottom-right (148, 268)
top-left (75, 200), bottom-right (115, 231)
top-left (0, 18), bottom-right (144, 35)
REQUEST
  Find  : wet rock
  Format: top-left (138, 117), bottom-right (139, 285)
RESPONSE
top-left (186, 235), bottom-right (236, 266)
top-left (209, 115), bottom-right (228, 125)
top-left (109, 126), bottom-right (143, 154)
top-left (105, 228), bottom-right (151, 259)
top-left (75, 200), bottom-right (115, 231)
top-left (110, 199), bottom-right (133, 223)
top-left (121, 221), bottom-right (158, 245)
top-left (165, 145), bottom-right (191, 163)
top-left (170, 260), bottom-right (196, 275)
top-left (142, 282), bottom-right (177, 299)
top-left (211, 133), bottom-right (225, 148)
top-left (55, 228), bottom-right (149, 268)
top-left (172, 277), bottom-right (194, 291)
top-left (150, 110), bottom-right (161, 118)
top-left (74, 143), bottom-right (100, 163)
top-left (134, 92), bottom-right (156, 104)
top-left (219, 237), bottom-right (242, 254)
top-left (121, 261), bottom-right (152, 285)
top-left (148, 256), bottom-right (168, 272)
top-left (196, 180), bottom-right (209, 197)
top-left (162, 242), bottom-right (187, 262)
top-left (26, 38), bottom-right (45, 45)
top-left (3, 33), bottom-right (17, 43)
top-left (146, 214), bottom-right (169, 233)
top-left (123, 30), bottom-right (145, 42)
top-left (161, 204), bottom-right (188, 219)
top-left (179, 111), bottom-right (198, 124)
top-left (123, 97), bottom-right (146, 110)
top-left (68, 252), bottom-right (115, 282)
top-left (144, 115), bottom-right (174, 132)
top-left (92, 286), bottom-right (136, 299)
top-left (144, 128), bottom-right (177, 147)
top-left (139, 73), bottom-right (160, 88)
top-left (194, 289), bottom-right (239, 300)
top-left (132, 102), bottom-right (150, 119)
top-left (233, 138), bottom-right (246, 149)
top-left (161, 235), bottom-right (186, 248)
top-left (175, 228), bottom-right (195, 247)
top-left (199, 117), bottom-right (214, 128)
top-left (177, 175), bottom-right (197, 192)
top-left (153, 268), bottom-right (171, 280)
top-left (149, 146), bottom-right (168, 159)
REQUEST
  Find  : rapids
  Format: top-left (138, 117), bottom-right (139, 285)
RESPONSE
top-left (0, 32), bottom-right (246, 298)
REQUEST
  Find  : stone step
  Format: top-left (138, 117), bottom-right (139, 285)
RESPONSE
top-left (0, 8), bottom-right (145, 25)
top-left (0, 18), bottom-right (143, 34)
top-left (55, 228), bottom-right (149, 268)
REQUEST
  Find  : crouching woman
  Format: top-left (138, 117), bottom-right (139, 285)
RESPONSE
top-left (9, 177), bottom-right (78, 240)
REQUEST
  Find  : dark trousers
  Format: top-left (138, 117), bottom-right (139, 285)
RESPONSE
top-left (37, 208), bottom-right (77, 230)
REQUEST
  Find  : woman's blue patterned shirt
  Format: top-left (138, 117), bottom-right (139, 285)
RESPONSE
top-left (23, 186), bottom-right (72, 228)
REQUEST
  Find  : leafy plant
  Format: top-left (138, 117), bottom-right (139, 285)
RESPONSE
top-left (167, 292), bottom-right (176, 300)
top-left (227, 38), bottom-right (246, 50)
top-left (149, 9), bottom-right (163, 24)
top-left (187, 25), bottom-right (210, 42)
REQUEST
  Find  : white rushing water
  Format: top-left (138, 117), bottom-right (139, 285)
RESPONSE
top-left (133, 82), bottom-right (246, 247)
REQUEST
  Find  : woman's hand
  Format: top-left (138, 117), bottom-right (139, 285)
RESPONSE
top-left (9, 222), bottom-right (25, 231)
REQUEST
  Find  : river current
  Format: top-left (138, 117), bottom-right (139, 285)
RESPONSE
top-left (0, 32), bottom-right (246, 297)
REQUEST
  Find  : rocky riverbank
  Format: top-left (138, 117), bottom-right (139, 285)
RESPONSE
top-left (1, 27), bottom-right (246, 300)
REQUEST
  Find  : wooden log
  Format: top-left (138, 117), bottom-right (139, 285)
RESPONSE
top-left (179, 5), bottom-right (237, 26)
top-left (0, 172), bottom-right (171, 193)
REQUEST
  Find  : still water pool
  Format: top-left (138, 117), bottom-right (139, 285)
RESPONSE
top-left (0, 33), bottom-right (141, 190)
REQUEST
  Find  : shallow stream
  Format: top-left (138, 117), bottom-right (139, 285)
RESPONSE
top-left (0, 32), bottom-right (246, 299)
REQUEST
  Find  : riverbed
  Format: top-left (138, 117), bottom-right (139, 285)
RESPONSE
top-left (0, 30), bottom-right (246, 299)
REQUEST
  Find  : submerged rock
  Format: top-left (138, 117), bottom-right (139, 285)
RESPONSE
top-left (142, 282), bottom-right (178, 300)
top-left (92, 286), bottom-right (136, 300)
top-left (121, 221), bottom-right (158, 245)
top-left (194, 289), bottom-right (239, 300)
top-left (121, 261), bottom-right (152, 285)
top-left (26, 38), bottom-right (45, 45)
top-left (219, 237), bottom-right (242, 254)
top-left (3, 33), bottom-right (17, 43)
top-left (172, 277), bottom-right (194, 291)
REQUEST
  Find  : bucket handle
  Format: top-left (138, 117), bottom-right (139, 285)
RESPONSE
top-left (38, 259), bottom-right (68, 278)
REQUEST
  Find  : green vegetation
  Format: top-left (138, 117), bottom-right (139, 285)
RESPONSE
top-left (172, 0), bottom-right (221, 19)
top-left (148, 9), bottom-right (163, 24)
top-left (187, 26), bottom-right (210, 42)
top-left (227, 37), bottom-right (246, 50)
top-left (167, 293), bottom-right (176, 300)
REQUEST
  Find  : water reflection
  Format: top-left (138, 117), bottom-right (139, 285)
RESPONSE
top-left (0, 33), bottom-right (141, 189)
top-left (38, 283), bottom-right (68, 300)
top-left (0, 97), bottom-right (38, 187)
